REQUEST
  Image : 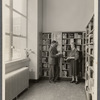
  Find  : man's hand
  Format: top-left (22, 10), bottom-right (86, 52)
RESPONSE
top-left (56, 53), bottom-right (63, 57)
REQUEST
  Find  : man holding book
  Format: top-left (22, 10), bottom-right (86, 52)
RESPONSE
top-left (48, 40), bottom-right (62, 83)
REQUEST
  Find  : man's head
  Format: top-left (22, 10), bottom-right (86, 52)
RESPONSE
top-left (51, 40), bottom-right (58, 48)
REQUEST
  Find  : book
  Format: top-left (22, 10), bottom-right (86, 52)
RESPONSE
top-left (64, 57), bottom-right (75, 62)
top-left (68, 33), bottom-right (74, 38)
top-left (43, 46), bottom-right (47, 51)
top-left (74, 33), bottom-right (78, 38)
top-left (43, 34), bottom-right (49, 39)
top-left (62, 34), bottom-right (67, 39)
top-left (78, 33), bottom-right (82, 38)
top-left (75, 39), bottom-right (82, 45)
top-left (42, 63), bottom-right (48, 68)
top-left (42, 58), bottom-right (48, 63)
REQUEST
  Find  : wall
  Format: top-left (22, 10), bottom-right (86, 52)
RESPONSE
top-left (28, 0), bottom-right (43, 79)
top-left (37, 0), bottom-right (43, 78)
top-left (43, 0), bottom-right (94, 32)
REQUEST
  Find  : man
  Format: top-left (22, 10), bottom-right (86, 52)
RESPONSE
top-left (48, 40), bottom-right (62, 83)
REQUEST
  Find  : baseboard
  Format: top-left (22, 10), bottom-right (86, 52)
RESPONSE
top-left (29, 77), bottom-right (85, 83)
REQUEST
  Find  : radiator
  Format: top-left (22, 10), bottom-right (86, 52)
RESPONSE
top-left (5, 67), bottom-right (29, 100)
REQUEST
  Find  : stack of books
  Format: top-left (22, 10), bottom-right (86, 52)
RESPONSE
top-left (68, 33), bottom-right (74, 38)
top-left (74, 33), bottom-right (78, 38)
top-left (63, 34), bottom-right (67, 39)
top-left (42, 52), bottom-right (49, 57)
top-left (42, 58), bottom-right (48, 63)
top-left (43, 46), bottom-right (47, 51)
top-left (42, 63), bottom-right (48, 68)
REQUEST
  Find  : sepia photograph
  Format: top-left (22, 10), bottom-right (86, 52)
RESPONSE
top-left (2, 0), bottom-right (98, 100)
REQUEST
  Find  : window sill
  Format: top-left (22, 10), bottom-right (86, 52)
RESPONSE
top-left (5, 58), bottom-right (30, 74)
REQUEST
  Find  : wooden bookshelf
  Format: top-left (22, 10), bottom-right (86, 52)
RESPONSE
top-left (41, 32), bottom-right (85, 80)
top-left (61, 32), bottom-right (85, 78)
top-left (85, 15), bottom-right (94, 100)
top-left (42, 33), bottom-right (52, 77)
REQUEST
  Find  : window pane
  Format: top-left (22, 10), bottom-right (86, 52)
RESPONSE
top-left (13, 0), bottom-right (27, 16)
top-left (12, 37), bottom-right (26, 60)
top-left (5, 7), bottom-right (10, 33)
top-left (5, 35), bottom-right (10, 61)
top-left (13, 12), bottom-right (26, 36)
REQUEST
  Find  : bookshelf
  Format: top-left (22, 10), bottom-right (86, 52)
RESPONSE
top-left (85, 15), bottom-right (94, 100)
top-left (42, 33), bottom-right (52, 77)
top-left (61, 32), bottom-right (85, 78)
top-left (41, 32), bottom-right (85, 79)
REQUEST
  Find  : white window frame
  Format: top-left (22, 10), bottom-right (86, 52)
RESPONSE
top-left (5, 0), bottom-right (28, 61)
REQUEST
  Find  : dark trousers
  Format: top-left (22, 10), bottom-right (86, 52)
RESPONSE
top-left (49, 64), bottom-right (54, 81)
top-left (49, 64), bottom-right (59, 81)
top-left (54, 65), bottom-right (60, 81)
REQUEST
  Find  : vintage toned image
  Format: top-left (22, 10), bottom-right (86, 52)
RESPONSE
top-left (2, 0), bottom-right (98, 100)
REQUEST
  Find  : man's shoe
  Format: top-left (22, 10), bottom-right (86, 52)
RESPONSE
top-left (75, 81), bottom-right (79, 84)
top-left (49, 80), bottom-right (53, 83)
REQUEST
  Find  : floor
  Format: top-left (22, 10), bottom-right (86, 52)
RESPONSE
top-left (17, 80), bottom-right (87, 100)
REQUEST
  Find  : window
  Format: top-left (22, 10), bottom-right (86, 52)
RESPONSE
top-left (5, 0), bottom-right (28, 61)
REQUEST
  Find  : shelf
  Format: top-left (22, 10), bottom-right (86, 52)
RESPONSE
top-left (42, 62), bottom-right (48, 64)
top-left (63, 38), bottom-right (82, 39)
top-left (42, 44), bottom-right (50, 46)
top-left (62, 69), bottom-right (69, 71)
top-left (42, 56), bottom-right (48, 58)
top-left (89, 29), bottom-right (94, 34)
top-left (42, 50), bottom-right (49, 52)
top-left (87, 54), bottom-right (94, 57)
top-left (61, 76), bottom-right (72, 78)
top-left (42, 68), bottom-right (49, 70)
top-left (85, 15), bottom-right (94, 100)
top-left (89, 67), bottom-right (94, 71)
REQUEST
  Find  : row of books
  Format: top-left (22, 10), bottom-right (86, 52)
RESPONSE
top-left (62, 70), bottom-right (71, 77)
top-left (62, 64), bottom-right (70, 70)
top-left (89, 57), bottom-right (93, 66)
top-left (89, 22), bottom-right (94, 31)
top-left (62, 33), bottom-right (82, 39)
top-left (42, 63), bottom-right (48, 68)
top-left (62, 39), bottom-right (82, 45)
top-left (43, 39), bottom-right (51, 45)
top-left (90, 37), bottom-right (93, 43)
top-left (90, 48), bottom-right (93, 55)
top-left (42, 71), bottom-right (49, 76)
top-left (62, 45), bottom-right (71, 51)
top-left (62, 51), bottom-right (70, 57)
top-left (42, 58), bottom-right (48, 63)
top-left (42, 51), bottom-right (49, 57)
top-left (42, 45), bottom-right (50, 51)
top-left (62, 45), bottom-right (82, 51)
top-left (88, 79), bottom-right (94, 90)
top-left (90, 70), bottom-right (94, 78)
top-left (42, 33), bottom-right (51, 39)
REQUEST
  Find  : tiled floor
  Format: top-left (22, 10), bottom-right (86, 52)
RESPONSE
top-left (17, 80), bottom-right (86, 100)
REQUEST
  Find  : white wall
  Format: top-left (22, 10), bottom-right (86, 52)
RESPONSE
top-left (28, 0), bottom-right (93, 79)
top-left (28, 0), bottom-right (43, 79)
top-left (43, 0), bottom-right (94, 32)
top-left (28, 0), bottom-right (38, 79)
